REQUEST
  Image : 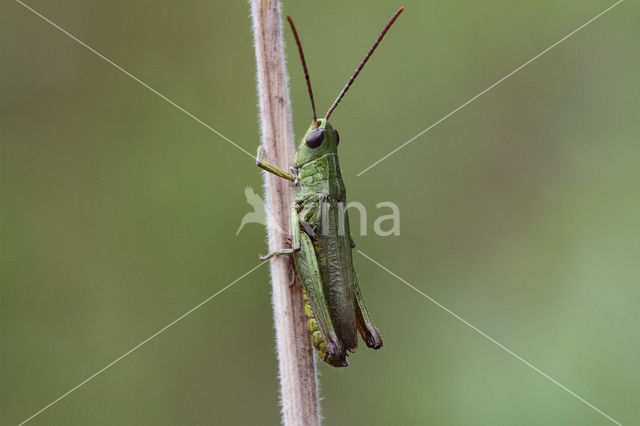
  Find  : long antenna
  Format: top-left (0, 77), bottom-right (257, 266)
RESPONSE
top-left (325, 7), bottom-right (404, 121)
top-left (286, 16), bottom-right (318, 124)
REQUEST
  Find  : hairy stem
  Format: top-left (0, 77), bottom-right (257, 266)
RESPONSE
top-left (250, 1), bottom-right (320, 425)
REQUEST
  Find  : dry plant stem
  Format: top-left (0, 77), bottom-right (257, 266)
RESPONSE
top-left (250, 1), bottom-right (320, 425)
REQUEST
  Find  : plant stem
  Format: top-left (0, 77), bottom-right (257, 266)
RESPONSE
top-left (250, 1), bottom-right (320, 425)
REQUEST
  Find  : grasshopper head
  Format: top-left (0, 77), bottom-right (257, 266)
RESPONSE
top-left (287, 8), bottom-right (403, 169)
top-left (294, 119), bottom-right (339, 167)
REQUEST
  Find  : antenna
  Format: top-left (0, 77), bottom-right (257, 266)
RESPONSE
top-left (325, 7), bottom-right (404, 121)
top-left (286, 16), bottom-right (318, 124)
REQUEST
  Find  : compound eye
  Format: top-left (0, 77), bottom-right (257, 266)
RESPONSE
top-left (333, 129), bottom-right (340, 145)
top-left (305, 129), bottom-right (325, 148)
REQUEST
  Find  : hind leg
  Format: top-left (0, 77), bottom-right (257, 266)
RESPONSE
top-left (349, 238), bottom-right (383, 349)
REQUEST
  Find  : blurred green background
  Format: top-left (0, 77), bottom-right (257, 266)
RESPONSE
top-left (2, 0), bottom-right (638, 425)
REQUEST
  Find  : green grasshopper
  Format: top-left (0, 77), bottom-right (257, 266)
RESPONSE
top-left (257, 8), bottom-right (404, 367)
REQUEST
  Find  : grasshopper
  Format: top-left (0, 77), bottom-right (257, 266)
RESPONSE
top-left (257, 8), bottom-right (403, 367)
